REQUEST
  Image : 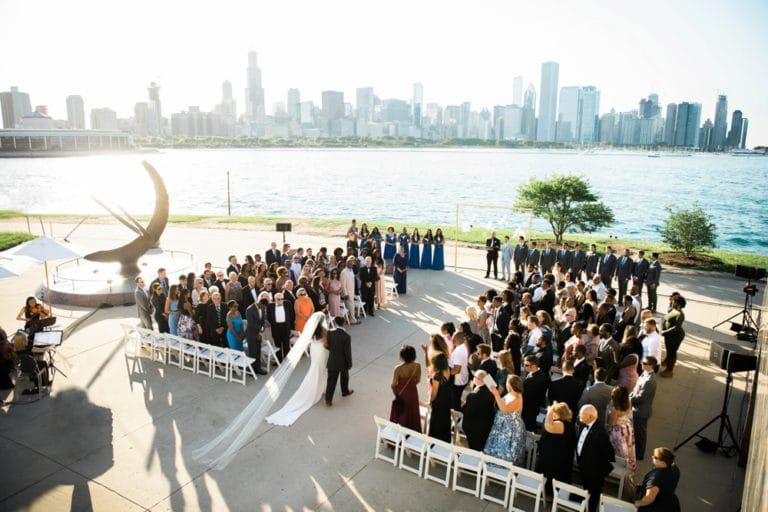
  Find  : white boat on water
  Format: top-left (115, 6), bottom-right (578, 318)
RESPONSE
top-left (730, 148), bottom-right (766, 156)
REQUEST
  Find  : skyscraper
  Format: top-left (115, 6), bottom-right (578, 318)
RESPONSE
top-left (577, 86), bottom-right (600, 144)
top-left (726, 110), bottom-right (743, 148)
top-left (90, 108), bottom-right (118, 130)
top-left (322, 90), bottom-right (344, 135)
top-left (356, 87), bottom-right (374, 123)
top-left (673, 102), bottom-right (701, 148)
top-left (699, 119), bottom-right (713, 149)
top-left (711, 94), bottom-right (728, 150)
top-left (0, 86), bottom-right (32, 128)
top-left (740, 118), bottom-right (748, 148)
top-left (536, 61), bottom-right (559, 142)
top-left (663, 103), bottom-right (677, 146)
top-left (147, 82), bottom-right (162, 136)
top-left (556, 86), bottom-right (580, 143)
top-left (66, 95), bottom-right (85, 129)
top-left (245, 51), bottom-right (265, 122)
top-left (287, 88), bottom-right (301, 122)
top-left (513, 76), bottom-right (523, 107)
top-left (522, 83), bottom-right (537, 141)
top-left (639, 94), bottom-right (661, 119)
top-left (412, 82), bottom-right (423, 128)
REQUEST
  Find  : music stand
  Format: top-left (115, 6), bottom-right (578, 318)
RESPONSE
top-left (32, 330), bottom-right (67, 381)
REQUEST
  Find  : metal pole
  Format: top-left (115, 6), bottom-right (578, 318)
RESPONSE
top-left (39, 217), bottom-right (46, 237)
top-left (454, 204), bottom-right (459, 272)
top-left (227, 171), bottom-right (231, 216)
top-left (26, 216), bottom-right (31, 234)
top-left (528, 209), bottom-right (533, 241)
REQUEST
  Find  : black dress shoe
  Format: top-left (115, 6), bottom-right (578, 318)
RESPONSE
top-left (325, 400), bottom-right (333, 406)
top-left (342, 390), bottom-right (355, 397)
top-left (255, 369), bottom-right (268, 375)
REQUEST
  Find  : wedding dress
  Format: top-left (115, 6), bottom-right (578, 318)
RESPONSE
top-left (193, 312), bottom-right (328, 470)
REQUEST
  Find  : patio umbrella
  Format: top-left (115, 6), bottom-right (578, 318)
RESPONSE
top-left (0, 255), bottom-right (38, 279)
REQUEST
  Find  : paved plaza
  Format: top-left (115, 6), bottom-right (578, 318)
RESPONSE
top-left (0, 221), bottom-right (758, 511)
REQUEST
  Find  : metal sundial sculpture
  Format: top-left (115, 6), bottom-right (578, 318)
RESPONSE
top-left (84, 160), bottom-right (169, 277)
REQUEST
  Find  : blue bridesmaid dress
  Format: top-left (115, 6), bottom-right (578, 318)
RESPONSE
top-left (420, 236), bottom-right (433, 269)
top-left (383, 233), bottom-right (397, 261)
top-left (371, 233), bottom-right (382, 255)
top-left (399, 233), bottom-right (410, 258)
top-left (409, 234), bottom-right (421, 268)
top-left (432, 236), bottom-right (445, 270)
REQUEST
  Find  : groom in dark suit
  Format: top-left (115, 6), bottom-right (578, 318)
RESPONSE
top-left (245, 296), bottom-right (269, 374)
top-left (576, 404), bottom-right (616, 512)
top-left (325, 317), bottom-right (353, 406)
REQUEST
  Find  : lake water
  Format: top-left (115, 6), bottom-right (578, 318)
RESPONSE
top-left (1, 148), bottom-right (766, 254)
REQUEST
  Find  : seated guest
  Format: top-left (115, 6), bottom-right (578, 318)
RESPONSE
top-left (548, 359), bottom-right (585, 418)
top-left (476, 343), bottom-right (498, 378)
top-left (0, 325), bottom-right (15, 389)
top-left (390, 345), bottom-right (422, 432)
top-left (537, 401), bottom-right (577, 499)
top-left (522, 355), bottom-right (549, 431)
top-left (484, 374), bottom-right (527, 464)
top-left (635, 447), bottom-right (681, 511)
top-left (16, 296), bottom-right (53, 341)
top-left (461, 369), bottom-right (496, 450)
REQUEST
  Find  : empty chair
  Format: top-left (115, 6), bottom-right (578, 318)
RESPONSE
top-left (524, 431), bottom-right (541, 470)
top-left (353, 295), bottom-right (366, 318)
top-left (419, 400), bottom-right (431, 435)
top-left (261, 338), bottom-right (281, 373)
top-left (605, 456), bottom-right (628, 498)
top-left (480, 453), bottom-right (516, 509)
top-left (179, 338), bottom-right (197, 371)
top-left (510, 466), bottom-right (546, 512)
top-left (451, 409), bottom-right (467, 445)
top-left (211, 346), bottom-right (230, 381)
top-left (149, 330), bottom-right (168, 364)
top-left (552, 479), bottom-right (590, 512)
top-left (229, 350), bottom-right (258, 385)
top-left (166, 335), bottom-right (183, 368)
top-left (451, 445), bottom-right (483, 497)
top-left (424, 437), bottom-right (455, 487)
top-left (599, 494), bottom-right (636, 512)
top-left (398, 426), bottom-right (428, 476)
top-left (121, 324), bottom-right (140, 357)
top-left (196, 344), bottom-right (213, 377)
top-left (373, 416), bottom-right (402, 465)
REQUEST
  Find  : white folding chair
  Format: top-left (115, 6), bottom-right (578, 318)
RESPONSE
top-left (135, 327), bottom-right (155, 357)
top-left (165, 335), bottom-right (183, 368)
top-left (606, 456), bottom-right (628, 498)
top-left (353, 295), bottom-right (366, 318)
top-left (261, 338), bottom-right (281, 373)
top-left (451, 445), bottom-right (483, 497)
top-left (121, 324), bottom-right (140, 357)
top-left (196, 344), bottom-right (213, 377)
top-left (229, 350), bottom-right (258, 385)
top-left (552, 479), bottom-right (590, 512)
top-left (384, 275), bottom-right (398, 298)
top-left (424, 438), bottom-right (455, 487)
top-left (179, 339), bottom-right (197, 372)
top-left (451, 409), bottom-right (467, 445)
top-left (599, 494), bottom-right (635, 512)
top-left (524, 431), bottom-right (541, 470)
top-left (419, 400), bottom-right (431, 435)
top-left (398, 426), bottom-right (428, 476)
top-left (211, 346), bottom-right (230, 381)
top-left (480, 453), bottom-right (516, 509)
top-left (151, 332), bottom-right (170, 365)
top-left (373, 416), bottom-right (402, 465)
top-left (510, 466), bottom-right (546, 512)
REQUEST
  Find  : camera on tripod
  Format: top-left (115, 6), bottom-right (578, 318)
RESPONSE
top-left (713, 265), bottom-right (766, 343)
top-left (743, 284), bottom-right (758, 296)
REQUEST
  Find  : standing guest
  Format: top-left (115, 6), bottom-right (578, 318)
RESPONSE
top-left (599, 245), bottom-right (618, 288)
top-left (134, 277), bottom-right (153, 330)
top-left (267, 292), bottom-right (295, 362)
top-left (225, 300), bottom-right (244, 350)
top-left (585, 243), bottom-right (600, 280)
top-left (596, 323), bottom-right (620, 378)
top-left (540, 241), bottom-right (556, 274)
top-left (359, 256), bottom-right (377, 317)
top-left (150, 285), bottom-right (169, 333)
top-left (616, 295), bottom-right (638, 341)
top-left (484, 374), bottom-right (527, 464)
top-left (150, 267), bottom-right (169, 297)
top-left (383, 226), bottom-right (397, 262)
top-left (294, 288), bottom-right (315, 333)
top-left (501, 235), bottom-right (513, 281)
top-left (618, 332), bottom-right (642, 390)
top-left (548, 359), bottom-right (586, 418)
top-left (240, 254), bottom-right (255, 281)
top-left (340, 257), bottom-right (358, 325)
top-left (242, 276), bottom-right (259, 312)
top-left (476, 343), bottom-right (498, 378)
top-left (358, 223), bottom-right (370, 251)
top-left (164, 285), bottom-right (181, 336)
top-left (245, 295), bottom-right (269, 375)
top-left (513, 236), bottom-right (528, 274)
top-left (390, 344), bottom-right (422, 432)
top-left (635, 447), bottom-right (681, 511)
top-left (177, 289), bottom-right (197, 340)
top-left (631, 356), bottom-right (658, 461)
top-left (327, 268), bottom-right (343, 318)
top-left (398, 227), bottom-right (410, 259)
top-left (194, 290), bottom-right (210, 343)
top-left (280, 245), bottom-right (292, 267)
top-left (641, 318), bottom-right (662, 363)
top-left (213, 270), bottom-right (227, 297)
top-left (428, 352), bottom-right (453, 442)
top-left (537, 402), bottom-right (578, 499)
top-left (476, 296), bottom-right (490, 343)
top-left (420, 228), bottom-right (433, 269)
top-left (225, 272), bottom-right (243, 309)
top-left (496, 349), bottom-right (517, 387)
top-left (462, 369), bottom-right (497, 450)
top-left (409, 228), bottom-right (421, 269)
top-left (393, 246), bottom-right (409, 295)
top-left (346, 232), bottom-right (359, 258)
top-left (616, 248), bottom-right (634, 299)
top-left (290, 255), bottom-right (303, 284)
top-left (374, 255), bottom-right (387, 310)
top-left (570, 243), bottom-right (586, 280)
top-left (191, 277), bottom-right (206, 307)
top-left (646, 253), bottom-right (662, 313)
top-left (576, 404), bottom-right (616, 512)
top-left (449, 332), bottom-right (470, 411)
top-left (503, 331), bottom-right (523, 376)
top-left (484, 231), bottom-right (501, 279)
top-left (310, 275), bottom-right (327, 314)
top-left (578, 368), bottom-right (613, 425)
top-left (347, 219), bottom-right (358, 237)
top-left (206, 291), bottom-right (228, 347)
top-left (275, 267), bottom-right (290, 291)
top-left (660, 295), bottom-right (686, 378)
top-left (325, 316), bottom-right (354, 405)
top-left (421, 333), bottom-right (452, 394)
top-left (522, 355), bottom-right (549, 431)
top-left (202, 266), bottom-right (214, 288)
top-left (259, 277), bottom-right (276, 302)
top-left (282, 279), bottom-right (297, 306)
top-left (370, 226), bottom-right (383, 255)
top-left (265, 242), bottom-right (281, 267)
top-left (633, 250), bottom-right (650, 301)
top-left (607, 385), bottom-right (637, 495)
top-left (557, 242), bottom-right (572, 274)
top-left (432, 228), bottom-right (445, 271)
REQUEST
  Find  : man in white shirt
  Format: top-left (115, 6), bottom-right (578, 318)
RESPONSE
top-left (450, 332), bottom-right (469, 410)
top-left (591, 275), bottom-right (607, 303)
top-left (526, 315), bottom-right (542, 352)
top-left (641, 318), bottom-right (661, 362)
top-left (340, 257), bottom-right (358, 325)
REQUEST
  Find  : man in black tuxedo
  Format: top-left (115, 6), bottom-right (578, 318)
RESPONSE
top-left (576, 404), bottom-right (616, 512)
top-left (259, 278), bottom-right (276, 302)
top-left (242, 276), bottom-right (259, 312)
top-left (225, 255), bottom-right (241, 277)
top-left (526, 241), bottom-right (540, 273)
top-left (461, 370), bottom-right (497, 450)
top-left (615, 248), bottom-right (634, 299)
top-left (522, 355), bottom-right (549, 431)
top-left (213, 270), bottom-right (227, 297)
top-left (485, 231), bottom-right (501, 279)
top-left (267, 292), bottom-right (294, 362)
top-left (539, 241), bottom-right (556, 274)
top-left (547, 359), bottom-right (585, 417)
top-left (584, 243), bottom-right (599, 280)
top-left (599, 245), bottom-right (617, 288)
top-left (245, 296), bottom-right (269, 374)
top-left (530, 278), bottom-right (555, 317)
top-left (265, 242), bottom-right (281, 267)
top-left (570, 243), bottom-right (586, 280)
top-left (513, 236), bottom-right (528, 273)
top-left (359, 256), bottom-right (377, 316)
top-left (632, 250), bottom-right (650, 301)
top-left (206, 291), bottom-right (228, 347)
top-left (557, 243), bottom-right (572, 274)
top-left (476, 343), bottom-right (498, 378)
top-left (325, 316), bottom-right (353, 405)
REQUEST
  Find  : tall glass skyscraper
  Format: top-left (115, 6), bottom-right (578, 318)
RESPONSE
top-left (577, 86), bottom-right (600, 144)
top-left (711, 94), bottom-right (728, 150)
top-left (536, 61), bottom-right (559, 142)
top-left (245, 51), bottom-right (265, 122)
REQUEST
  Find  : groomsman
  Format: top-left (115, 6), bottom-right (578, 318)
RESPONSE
top-left (485, 231), bottom-right (501, 279)
top-left (526, 241), bottom-right (540, 271)
top-left (501, 236), bottom-right (513, 281)
top-left (632, 250), bottom-right (650, 300)
top-left (245, 296), bottom-right (269, 374)
top-left (599, 245), bottom-right (617, 288)
top-left (557, 243), bottom-right (572, 274)
top-left (616, 248), bottom-right (634, 298)
top-left (646, 253), bottom-right (662, 313)
top-left (585, 243), bottom-right (599, 280)
top-left (513, 236), bottom-right (528, 273)
top-left (570, 243), bottom-right (586, 280)
top-left (539, 241), bottom-right (556, 274)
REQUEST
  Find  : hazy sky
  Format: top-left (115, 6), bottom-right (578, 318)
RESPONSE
top-left (2, 0), bottom-right (767, 144)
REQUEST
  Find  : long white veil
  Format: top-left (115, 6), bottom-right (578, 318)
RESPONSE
top-left (192, 312), bottom-right (327, 470)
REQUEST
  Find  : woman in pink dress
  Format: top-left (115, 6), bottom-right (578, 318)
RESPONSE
top-left (607, 385), bottom-right (637, 498)
top-left (327, 268), bottom-right (343, 318)
top-left (375, 255), bottom-right (387, 309)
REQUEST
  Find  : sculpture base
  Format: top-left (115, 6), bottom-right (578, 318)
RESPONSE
top-left (42, 249), bottom-right (196, 307)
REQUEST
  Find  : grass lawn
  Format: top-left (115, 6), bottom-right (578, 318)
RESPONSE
top-left (0, 232), bottom-right (36, 251)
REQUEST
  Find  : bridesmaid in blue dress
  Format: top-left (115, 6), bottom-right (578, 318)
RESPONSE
top-left (370, 226), bottom-right (383, 255)
top-left (225, 300), bottom-right (244, 350)
top-left (393, 246), bottom-right (408, 294)
top-left (432, 228), bottom-right (445, 270)
top-left (383, 226), bottom-right (397, 261)
top-left (484, 374), bottom-right (527, 465)
top-left (409, 228), bottom-right (421, 268)
top-left (420, 229), bottom-right (433, 269)
top-left (359, 223), bottom-right (370, 252)
top-left (398, 227), bottom-right (410, 259)
top-left (165, 284), bottom-right (181, 335)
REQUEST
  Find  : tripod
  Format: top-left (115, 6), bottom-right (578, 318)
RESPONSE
top-left (675, 371), bottom-right (739, 456)
top-left (712, 280), bottom-right (760, 341)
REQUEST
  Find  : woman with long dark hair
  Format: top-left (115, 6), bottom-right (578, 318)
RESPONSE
top-left (432, 228), bottom-right (445, 270)
top-left (409, 228), bottom-right (421, 268)
top-left (420, 228), bottom-right (433, 269)
top-left (152, 284), bottom-right (169, 333)
top-left (383, 226), bottom-right (397, 261)
top-left (165, 284), bottom-right (180, 335)
top-left (390, 345), bottom-right (422, 432)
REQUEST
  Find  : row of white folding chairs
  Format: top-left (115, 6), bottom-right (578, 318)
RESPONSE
top-left (121, 324), bottom-right (258, 385)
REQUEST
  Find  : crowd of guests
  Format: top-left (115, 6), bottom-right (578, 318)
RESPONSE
top-left (389, 259), bottom-right (684, 511)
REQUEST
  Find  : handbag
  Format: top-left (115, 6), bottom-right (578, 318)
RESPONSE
top-left (391, 367), bottom-right (418, 417)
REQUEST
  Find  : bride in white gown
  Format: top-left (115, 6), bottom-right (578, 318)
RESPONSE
top-left (193, 312), bottom-right (329, 470)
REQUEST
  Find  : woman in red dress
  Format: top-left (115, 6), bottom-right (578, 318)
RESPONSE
top-left (390, 344), bottom-right (422, 432)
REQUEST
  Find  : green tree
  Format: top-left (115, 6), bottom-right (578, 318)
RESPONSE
top-left (514, 175), bottom-right (615, 243)
top-left (660, 206), bottom-right (717, 256)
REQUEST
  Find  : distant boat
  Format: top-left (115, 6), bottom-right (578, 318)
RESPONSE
top-left (648, 152), bottom-right (661, 158)
top-left (647, 152), bottom-right (691, 157)
top-left (730, 148), bottom-right (766, 156)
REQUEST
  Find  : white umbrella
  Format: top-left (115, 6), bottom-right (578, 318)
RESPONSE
top-left (0, 255), bottom-right (38, 278)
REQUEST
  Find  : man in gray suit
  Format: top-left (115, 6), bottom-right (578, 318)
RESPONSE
top-left (615, 248), bottom-right (634, 299)
top-left (578, 367), bottom-right (613, 425)
top-left (598, 245), bottom-right (617, 288)
top-left (134, 276), bottom-right (153, 329)
top-left (631, 355), bottom-right (658, 460)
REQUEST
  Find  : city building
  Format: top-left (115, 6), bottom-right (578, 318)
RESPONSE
top-left (0, 129), bottom-right (130, 152)
top-left (513, 76), bottom-right (523, 107)
top-left (536, 61), bottom-right (559, 142)
top-left (663, 103), bottom-right (677, 146)
top-left (727, 110), bottom-right (744, 148)
top-left (672, 102), bottom-right (701, 148)
top-left (412, 82), bottom-right (423, 128)
top-left (599, 110), bottom-right (618, 144)
top-left (134, 102), bottom-right (149, 137)
top-left (710, 94), bottom-right (728, 150)
top-left (66, 95), bottom-right (85, 129)
top-left (556, 86), bottom-right (580, 143)
top-left (215, 81), bottom-right (237, 122)
top-left (90, 108), bottom-right (118, 131)
top-left (740, 118), bottom-right (748, 148)
top-left (699, 118), bottom-right (713, 149)
top-left (171, 106), bottom-right (234, 137)
top-left (522, 83), bottom-right (537, 141)
top-left (147, 82), bottom-right (163, 137)
top-left (321, 90), bottom-right (344, 135)
top-left (22, 107), bottom-right (57, 129)
top-left (0, 86), bottom-right (32, 129)
top-left (286, 88), bottom-right (300, 123)
top-left (245, 51), bottom-right (265, 122)
top-left (577, 86), bottom-right (600, 144)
